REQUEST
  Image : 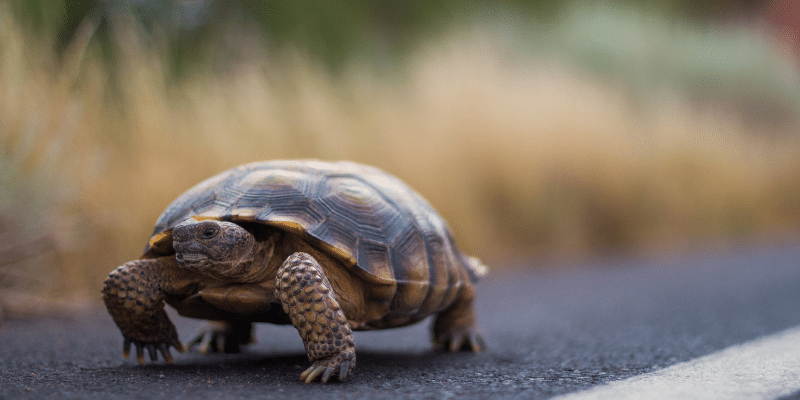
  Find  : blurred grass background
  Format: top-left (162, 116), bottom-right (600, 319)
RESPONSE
top-left (1, 0), bottom-right (799, 316)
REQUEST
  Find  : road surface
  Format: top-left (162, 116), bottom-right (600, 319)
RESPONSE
top-left (1, 244), bottom-right (799, 399)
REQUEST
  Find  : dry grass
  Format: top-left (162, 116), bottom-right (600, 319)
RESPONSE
top-left (1, 7), bottom-right (800, 314)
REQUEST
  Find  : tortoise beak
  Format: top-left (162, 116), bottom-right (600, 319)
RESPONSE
top-left (174, 238), bottom-right (209, 268)
top-left (176, 252), bottom-right (206, 263)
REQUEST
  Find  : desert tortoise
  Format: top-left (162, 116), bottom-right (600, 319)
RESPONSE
top-left (102, 160), bottom-right (487, 383)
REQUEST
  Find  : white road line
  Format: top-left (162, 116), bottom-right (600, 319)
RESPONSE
top-left (553, 325), bottom-right (800, 400)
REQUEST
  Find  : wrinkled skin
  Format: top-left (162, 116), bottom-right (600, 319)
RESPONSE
top-left (103, 218), bottom-right (485, 383)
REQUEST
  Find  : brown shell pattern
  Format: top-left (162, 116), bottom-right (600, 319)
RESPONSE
top-left (145, 161), bottom-right (481, 300)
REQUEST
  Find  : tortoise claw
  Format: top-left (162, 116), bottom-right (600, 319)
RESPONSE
top-left (301, 366), bottom-right (324, 383)
top-left (146, 344), bottom-right (158, 362)
top-left (121, 334), bottom-right (183, 364)
top-left (135, 342), bottom-right (145, 364)
top-left (187, 328), bottom-right (230, 354)
top-left (158, 343), bottom-right (174, 363)
top-left (299, 352), bottom-right (355, 383)
top-left (186, 321), bottom-right (251, 354)
top-left (186, 328), bottom-right (221, 354)
top-left (321, 366), bottom-right (335, 383)
top-left (123, 337), bottom-right (132, 359)
top-left (436, 330), bottom-right (486, 353)
top-left (338, 360), bottom-right (351, 381)
top-left (172, 339), bottom-right (185, 354)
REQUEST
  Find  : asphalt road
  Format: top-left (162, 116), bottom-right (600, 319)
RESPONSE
top-left (2, 244), bottom-right (800, 399)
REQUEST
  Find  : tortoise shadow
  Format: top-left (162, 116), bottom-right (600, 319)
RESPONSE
top-left (117, 348), bottom-right (467, 380)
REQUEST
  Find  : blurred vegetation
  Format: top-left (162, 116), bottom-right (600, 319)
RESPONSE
top-left (1, 0), bottom-right (800, 315)
top-left (4, 0), bottom-right (778, 73)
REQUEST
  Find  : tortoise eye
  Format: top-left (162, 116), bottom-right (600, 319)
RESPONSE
top-left (200, 226), bottom-right (218, 239)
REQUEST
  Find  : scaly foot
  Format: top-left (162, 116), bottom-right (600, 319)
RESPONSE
top-left (186, 321), bottom-right (254, 354)
top-left (123, 334), bottom-right (184, 364)
top-left (434, 327), bottom-right (486, 353)
top-left (103, 258), bottom-right (185, 364)
top-left (299, 348), bottom-right (356, 383)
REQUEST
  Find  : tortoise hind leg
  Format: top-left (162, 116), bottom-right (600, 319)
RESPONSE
top-left (186, 321), bottom-right (254, 354)
top-left (432, 285), bottom-right (486, 352)
top-left (276, 252), bottom-right (356, 383)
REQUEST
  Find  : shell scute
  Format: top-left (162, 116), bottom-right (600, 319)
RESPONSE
top-left (314, 176), bottom-right (407, 245)
top-left (356, 239), bottom-right (394, 283)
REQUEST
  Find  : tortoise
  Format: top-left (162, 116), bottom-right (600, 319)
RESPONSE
top-left (102, 160), bottom-right (487, 383)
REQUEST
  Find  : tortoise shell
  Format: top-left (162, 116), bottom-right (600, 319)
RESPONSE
top-left (143, 160), bottom-right (483, 322)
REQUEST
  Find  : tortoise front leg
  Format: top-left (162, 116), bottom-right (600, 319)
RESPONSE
top-left (275, 252), bottom-right (356, 383)
top-left (102, 257), bottom-right (185, 363)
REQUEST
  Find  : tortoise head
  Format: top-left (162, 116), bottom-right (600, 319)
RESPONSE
top-left (172, 218), bottom-right (259, 281)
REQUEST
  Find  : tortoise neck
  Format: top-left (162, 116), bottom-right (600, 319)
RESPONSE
top-left (229, 233), bottom-right (281, 283)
